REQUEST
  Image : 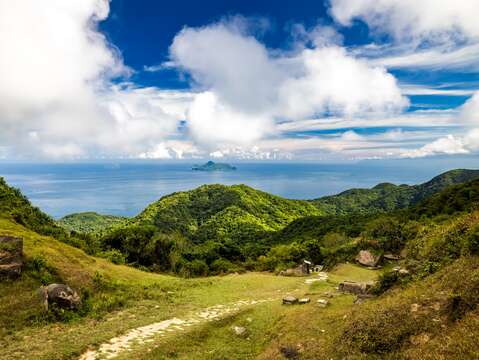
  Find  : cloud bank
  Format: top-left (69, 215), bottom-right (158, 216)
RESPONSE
top-left (0, 1), bottom-right (478, 161)
top-left (0, 0), bottom-right (185, 159)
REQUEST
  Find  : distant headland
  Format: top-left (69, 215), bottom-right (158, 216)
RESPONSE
top-left (192, 161), bottom-right (237, 171)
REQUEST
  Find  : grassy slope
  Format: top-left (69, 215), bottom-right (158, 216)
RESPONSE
top-left (0, 218), bottom-right (305, 360)
top-left (314, 168), bottom-right (479, 215)
top-left (57, 212), bottom-right (126, 234)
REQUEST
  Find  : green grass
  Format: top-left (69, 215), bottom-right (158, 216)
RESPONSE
top-left (108, 264), bottom-right (379, 360)
top-left (0, 218), bottom-right (306, 360)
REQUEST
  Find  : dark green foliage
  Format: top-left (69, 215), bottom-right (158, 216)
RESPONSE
top-left (102, 184), bottom-right (321, 275)
top-left (57, 212), bottom-right (126, 234)
top-left (314, 169), bottom-right (479, 215)
top-left (0, 177), bottom-right (61, 236)
top-left (409, 178), bottom-right (479, 218)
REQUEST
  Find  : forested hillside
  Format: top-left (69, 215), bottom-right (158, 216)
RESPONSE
top-left (58, 212), bottom-right (126, 234)
top-left (315, 169), bottom-right (479, 215)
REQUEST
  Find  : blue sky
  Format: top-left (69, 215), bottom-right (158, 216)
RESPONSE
top-left (0, 0), bottom-right (478, 161)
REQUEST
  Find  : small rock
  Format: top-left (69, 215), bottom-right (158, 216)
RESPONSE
top-left (298, 298), bottom-right (310, 304)
top-left (232, 326), bottom-right (248, 337)
top-left (398, 268), bottom-right (410, 275)
top-left (246, 317), bottom-right (253, 323)
top-left (282, 295), bottom-right (298, 305)
top-left (317, 299), bottom-right (329, 307)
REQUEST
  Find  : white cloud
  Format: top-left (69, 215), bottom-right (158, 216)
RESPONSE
top-left (401, 135), bottom-right (468, 158)
top-left (0, 0), bottom-right (189, 159)
top-left (400, 90), bottom-right (479, 158)
top-left (277, 46), bottom-right (408, 119)
top-left (330, 0), bottom-right (479, 43)
top-left (170, 19), bottom-right (408, 147)
top-left (461, 92), bottom-right (479, 126)
top-left (371, 43), bottom-right (479, 71)
top-left (187, 92), bottom-right (275, 146)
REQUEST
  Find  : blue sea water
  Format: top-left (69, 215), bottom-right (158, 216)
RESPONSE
top-left (0, 157), bottom-right (477, 218)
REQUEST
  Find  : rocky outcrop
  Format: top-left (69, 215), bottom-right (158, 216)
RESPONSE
top-left (355, 250), bottom-right (382, 267)
top-left (38, 283), bottom-right (81, 311)
top-left (338, 281), bottom-right (375, 295)
top-left (0, 236), bottom-right (23, 278)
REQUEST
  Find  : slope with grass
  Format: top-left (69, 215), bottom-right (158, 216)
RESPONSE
top-left (0, 217), bottom-right (305, 360)
top-left (314, 168), bottom-right (479, 215)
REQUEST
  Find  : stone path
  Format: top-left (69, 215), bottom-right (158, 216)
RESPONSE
top-left (79, 298), bottom-right (274, 360)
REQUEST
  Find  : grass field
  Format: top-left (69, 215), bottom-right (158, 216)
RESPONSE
top-left (0, 218), bottom-right (379, 360)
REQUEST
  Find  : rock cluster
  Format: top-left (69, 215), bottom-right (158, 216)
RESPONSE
top-left (0, 236), bottom-right (23, 278)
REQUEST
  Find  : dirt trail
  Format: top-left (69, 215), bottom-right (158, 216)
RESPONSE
top-left (79, 298), bottom-right (274, 360)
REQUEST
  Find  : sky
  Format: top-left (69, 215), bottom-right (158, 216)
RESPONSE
top-left (0, 0), bottom-right (479, 161)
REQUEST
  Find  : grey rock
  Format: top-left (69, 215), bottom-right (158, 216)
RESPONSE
top-left (282, 295), bottom-right (298, 305)
top-left (0, 236), bottom-right (23, 278)
top-left (39, 284), bottom-right (81, 311)
top-left (298, 298), bottom-right (310, 304)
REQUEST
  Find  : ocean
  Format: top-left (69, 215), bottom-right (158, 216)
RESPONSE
top-left (0, 157), bottom-right (477, 218)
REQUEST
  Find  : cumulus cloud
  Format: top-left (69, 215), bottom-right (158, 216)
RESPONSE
top-left (329, 0), bottom-right (479, 43)
top-left (401, 91), bottom-right (479, 158)
top-left (0, 0), bottom-right (187, 159)
top-left (169, 19), bottom-right (408, 147)
top-left (277, 46), bottom-right (407, 119)
top-left (187, 92), bottom-right (275, 146)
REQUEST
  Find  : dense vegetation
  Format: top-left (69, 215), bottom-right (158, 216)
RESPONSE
top-left (314, 169), bottom-right (479, 215)
top-left (2, 169), bottom-right (479, 359)
top-left (0, 177), bottom-right (65, 238)
top-left (50, 169), bottom-right (479, 276)
top-left (101, 184), bottom-right (322, 276)
top-left (57, 212), bottom-right (126, 234)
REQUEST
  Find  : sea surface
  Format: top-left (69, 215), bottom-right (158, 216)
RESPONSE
top-left (0, 157), bottom-right (477, 218)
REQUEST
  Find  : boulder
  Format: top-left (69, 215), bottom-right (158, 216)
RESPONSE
top-left (282, 295), bottom-right (298, 305)
top-left (0, 236), bottom-right (23, 278)
top-left (298, 298), bottom-right (310, 304)
top-left (338, 281), bottom-right (374, 295)
top-left (39, 284), bottom-right (81, 311)
top-left (356, 250), bottom-right (382, 267)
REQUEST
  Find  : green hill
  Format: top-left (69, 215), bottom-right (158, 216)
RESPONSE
top-left (314, 169), bottom-right (479, 215)
top-left (0, 177), bottom-right (65, 238)
top-left (2, 173), bottom-right (479, 359)
top-left (58, 212), bottom-right (126, 234)
top-left (102, 184), bottom-right (322, 274)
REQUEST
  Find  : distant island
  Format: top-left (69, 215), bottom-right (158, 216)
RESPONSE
top-left (192, 161), bottom-right (237, 171)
